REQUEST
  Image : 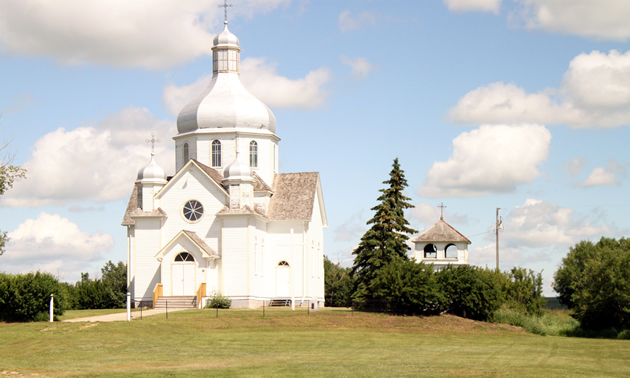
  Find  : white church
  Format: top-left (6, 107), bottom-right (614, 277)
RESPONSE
top-left (122, 21), bottom-right (327, 309)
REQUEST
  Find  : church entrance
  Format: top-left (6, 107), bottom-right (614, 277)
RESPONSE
top-left (172, 252), bottom-right (196, 296)
top-left (276, 261), bottom-right (290, 297)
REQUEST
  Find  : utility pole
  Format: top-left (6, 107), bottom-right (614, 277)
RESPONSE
top-left (496, 208), bottom-right (500, 270)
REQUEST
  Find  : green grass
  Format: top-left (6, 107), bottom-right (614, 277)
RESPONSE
top-left (493, 306), bottom-right (580, 336)
top-left (1, 307), bottom-right (630, 376)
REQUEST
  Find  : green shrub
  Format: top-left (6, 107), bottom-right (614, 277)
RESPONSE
top-left (364, 259), bottom-right (444, 315)
top-left (436, 265), bottom-right (503, 321)
top-left (502, 267), bottom-right (546, 316)
top-left (617, 330), bottom-right (630, 339)
top-left (0, 271), bottom-right (67, 322)
top-left (324, 257), bottom-right (354, 307)
top-left (206, 290), bottom-right (231, 309)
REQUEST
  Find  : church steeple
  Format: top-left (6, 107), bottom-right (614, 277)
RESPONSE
top-left (212, 21), bottom-right (241, 74)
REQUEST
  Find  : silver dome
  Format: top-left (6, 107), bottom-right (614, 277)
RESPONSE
top-left (136, 155), bottom-right (167, 184)
top-left (222, 152), bottom-right (252, 181)
top-left (176, 22), bottom-right (277, 134)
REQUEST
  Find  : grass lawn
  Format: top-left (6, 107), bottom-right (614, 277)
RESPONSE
top-left (59, 308), bottom-right (135, 321)
top-left (1, 307), bottom-right (629, 377)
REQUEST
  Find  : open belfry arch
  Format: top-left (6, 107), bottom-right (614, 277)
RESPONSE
top-left (122, 19), bottom-right (327, 309)
top-left (411, 207), bottom-right (471, 269)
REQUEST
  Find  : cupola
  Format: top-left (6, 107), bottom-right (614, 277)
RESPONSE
top-left (176, 21), bottom-right (277, 134)
top-left (136, 155), bottom-right (167, 184)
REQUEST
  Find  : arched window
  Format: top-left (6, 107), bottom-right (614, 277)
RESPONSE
top-left (445, 244), bottom-right (458, 259)
top-left (249, 141), bottom-right (258, 168)
top-left (278, 260), bottom-right (289, 266)
top-left (424, 244), bottom-right (437, 258)
top-left (211, 140), bottom-right (221, 167)
top-left (183, 143), bottom-right (189, 163)
top-left (174, 252), bottom-right (195, 262)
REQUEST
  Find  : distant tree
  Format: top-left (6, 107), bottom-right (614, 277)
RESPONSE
top-left (74, 261), bottom-right (127, 309)
top-left (324, 257), bottom-right (354, 307)
top-left (351, 158), bottom-right (417, 302)
top-left (0, 139), bottom-right (26, 256)
top-left (502, 267), bottom-right (546, 316)
top-left (553, 237), bottom-right (630, 330)
top-left (0, 271), bottom-right (68, 322)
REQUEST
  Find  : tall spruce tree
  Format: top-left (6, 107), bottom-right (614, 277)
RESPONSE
top-left (351, 158), bottom-right (417, 301)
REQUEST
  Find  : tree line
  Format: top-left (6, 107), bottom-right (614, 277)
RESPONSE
top-left (325, 158), bottom-right (630, 332)
top-left (0, 261), bottom-right (128, 322)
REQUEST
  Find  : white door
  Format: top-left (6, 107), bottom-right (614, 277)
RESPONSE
top-left (276, 267), bottom-right (290, 297)
top-left (172, 263), bottom-right (196, 295)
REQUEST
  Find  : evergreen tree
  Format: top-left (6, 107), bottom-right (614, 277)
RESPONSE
top-left (351, 158), bottom-right (417, 301)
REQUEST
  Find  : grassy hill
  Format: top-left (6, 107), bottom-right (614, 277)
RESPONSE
top-left (1, 307), bottom-right (628, 376)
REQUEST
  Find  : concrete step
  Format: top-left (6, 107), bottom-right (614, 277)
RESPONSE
top-left (155, 296), bottom-right (197, 309)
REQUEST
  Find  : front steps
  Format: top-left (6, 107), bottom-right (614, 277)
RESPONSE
top-left (154, 296), bottom-right (197, 309)
top-left (268, 299), bottom-right (292, 306)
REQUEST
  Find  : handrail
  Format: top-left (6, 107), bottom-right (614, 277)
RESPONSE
top-left (153, 283), bottom-right (163, 308)
top-left (197, 283), bottom-right (206, 309)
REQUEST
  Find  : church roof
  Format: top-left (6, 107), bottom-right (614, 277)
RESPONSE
top-left (253, 171), bottom-right (273, 192)
top-left (121, 183), bottom-right (139, 226)
top-left (192, 159), bottom-right (225, 187)
top-left (411, 219), bottom-right (471, 244)
top-left (267, 172), bottom-right (319, 221)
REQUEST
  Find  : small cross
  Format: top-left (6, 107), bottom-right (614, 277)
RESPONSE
top-left (145, 133), bottom-right (160, 156)
top-left (438, 202), bottom-right (446, 220)
top-left (218, 0), bottom-right (233, 23)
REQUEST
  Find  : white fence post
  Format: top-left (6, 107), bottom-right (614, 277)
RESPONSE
top-left (49, 294), bottom-right (54, 322)
top-left (126, 292), bottom-right (131, 321)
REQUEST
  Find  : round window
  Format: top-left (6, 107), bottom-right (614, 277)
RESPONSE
top-left (183, 200), bottom-right (204, 221)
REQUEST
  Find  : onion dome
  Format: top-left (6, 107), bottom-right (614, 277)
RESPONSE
top-left (136, 155), bottom-right (167, 184)
top-left (222, 152), bottom-right (253, 182)
top-left (176, 21), bottom-right (277, 134)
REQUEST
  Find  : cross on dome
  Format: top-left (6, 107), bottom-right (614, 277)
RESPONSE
top-left (145, 133), bottom-right (161, 156)
top-left (218, 0), bottom-right (233, 23)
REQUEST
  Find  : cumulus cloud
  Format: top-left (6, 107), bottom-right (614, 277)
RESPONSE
top-left (0, 107), bottom-right (175, 207)
top-left (418, 124), bottom-right (551, 198)
top-left (0, 0), bottom-right (290, 69)
top-left (341, 56), bottom-right (375, 80)
top-left (338, 10), bottom-right (378, 33)
top-left (443, 0), bottom-right (501, 14)
top-left (501, 199), bottom-right (616, 248)
top-left (163, 58), bottom-right (331, 114)
top-left (2, 212), bottom-right (114, 280)
top-left (578, 160), bottom-right (626, 187)
top-left (514, 0), bottom-right (630, 41)
top-left (450, 50), bottom-right (630, 129)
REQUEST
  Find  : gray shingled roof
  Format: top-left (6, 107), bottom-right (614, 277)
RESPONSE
top-left (121, 183), bottom-right (139, 226)
top-left (411, 219), bottom-right (471, 244)
top-left (182, 230), bottom-right (220, 258)
top-left (192, 159), bottom-right (225, 189)
top-left (267, 172), bottom-right (319, 221)
top-left (252, 171), bottom-right (273, 192)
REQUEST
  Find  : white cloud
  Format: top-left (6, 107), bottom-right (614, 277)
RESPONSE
top-left (333, 210), bottom-right (367, 242)
top-left (451, 50), bottom-right (630, 129)
top-left (338, 10), bottom-right (378, 33)
top-left (2, 212), bottom-right (114, 280)
top-left (444, 0), bottom-right (501, 14)
top-left (0, 107), bottom-right (175, 207)
top-left (341, 56), bottom-right (375, 80)
top-left (163, 58), bottom-right (331, 115)
top-left (564, 156), bottom-right (585, 177)
top-left (578, 160), bottom-right (626, 187)
top-left (469, 243), bottom-right (524, 266)
top-left (0, 0), bottom-right (290, 69)
top-left (418, 124), bottom-right (551, 197)
top-left (514, 0), bottom-right (630, 41)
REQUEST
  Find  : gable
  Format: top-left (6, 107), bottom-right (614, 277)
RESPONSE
top-left (412, 220), bottom-right (471, 244)
top-left (155, 230), bottom-right (219, 261)
top-left (156, 159), bottom-right (227, 199)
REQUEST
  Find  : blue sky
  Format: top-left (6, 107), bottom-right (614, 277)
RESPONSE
top-left (2, 0), bottom-right (630, 295)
